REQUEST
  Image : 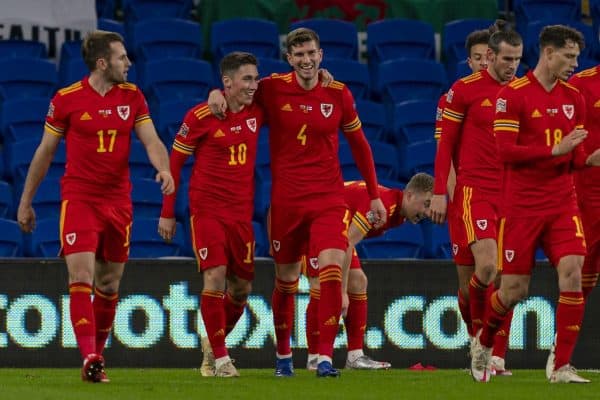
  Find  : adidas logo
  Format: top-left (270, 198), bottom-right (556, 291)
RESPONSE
top-left (595, 99), bottom-right (600, 108)
top-left (324, 316), bottom-right (338, 326)
top-left (496, 329), bottom-right (507, 337)
top-left (75, 318), bottom-right (90, 327)
top-left (80, 112), bottom-right (92, 120)
top-left (480, 98), bottom-right (492, 107)
top-left (531, 109), bottom-right (542, 118)
top-left (280, 103), bottom-right (292, 111)
top-left (213, 129), bottom-right (225, 138)
top-left (274, 323), bottom-right (288, 330)
top-left (213, 329), bottom-right (225, 337)
top-left (566, 325), bottom-right (580, 332)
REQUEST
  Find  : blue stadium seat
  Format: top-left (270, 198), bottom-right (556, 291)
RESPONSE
top-left (289, 18), bottom-right (359, 60)
top-left (175, 181), bottom-right (189, 221)
top-left (0, 218), bottom-right (23, 256)
top-left (397, 140), bottom-right (436, 181)
top-left (339, 141), bottom-right (362, 181)
top-left (129, 217), bottom-right (185, 258)
top-left (576, 57), bottom-right (598, 73)
top-left (320, 59), bottom-right (370, 99)
top-left (355, 100), bottom-right (386, 142)
top-left (422, 221), bottom-right (452, 259)
top-left (390, 100), bottom-right (438, 146)
top-left (58, 58), bottom-right (87, 87)
top-left (0, 57), bottom-right (57, 101)
top-left (139, 58), bottom-right (213, 108)
top-left (370, 141), bottom-right (399, 180)
top-left (357, 223), bottom-right (424, 259)
top-left (0, 96), bottom-right (48, 144)
top-left (130, 18), bottom-right (202, 62)
top-left (5, 139), bottom-right (65, 184)
top-left (131, 178), bottom-right (164, 218)
top-left (591, 0), bottom-right (600, 46)
top-left (252, 220), bottom-right (269, 257)
top-left (123, 0), bottom-right (193, 20)
top-left (453, 60), bottom-right (527, 83)
top-left (256, 57), bottom-right (290, 78)
top-left (154, 99), bottom-right (197, 143)
top-left (96, 0), bottom-right (116, 18)
top-left (254, 179), bottom-right (271, 223)
top-left (523, 19), bottom-right (595, 67)
top-left (211, 18), bottom-right (280, 62)
top-left (377, 178), bottom-right (406, 190)
top-left (376, 59), bottom-right (446, 105)
top-left (26, 217), bottom-right (60, 257)
top-left (129, 139), bottom-right (155, 179)
top-left (0, 180), bottom-right (13, 218)
top-left (367, 19), bottom-right (436, 63)
top-left (514, 0), bottom-right (581, 36)
top-left (19, 178), bottom-right (62, 220)
top-left (97, 18), bottom-right (124, 37)
top-left (442, 19), bottom-right (494, 79)
top-left (0, 40), bottom-right (47, 59)
top-left (254, 142), bottom-right (271, 184)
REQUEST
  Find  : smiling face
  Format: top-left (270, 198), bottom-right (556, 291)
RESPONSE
top-left (286, 39), bottom-right (323, 89)
top-left (223, 63), bottom-right (259, 109)
top-left (403, 190), bottom-right (433, 224)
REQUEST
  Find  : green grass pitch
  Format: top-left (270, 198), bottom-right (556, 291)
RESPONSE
top-left (0, 368), bottom-right (598, 400)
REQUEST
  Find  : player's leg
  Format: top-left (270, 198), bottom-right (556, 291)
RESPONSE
top-left (305, 267), bottom-right (320, 370)
top-left (490, 274), bottom-right (514, 376)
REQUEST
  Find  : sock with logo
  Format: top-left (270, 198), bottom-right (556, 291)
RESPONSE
top-left (69, 282), bottom-right (96, 358)
top-left (201, 290), bottom-right (227, 359)
top-left (345, 291), bottom-right (367, 352)
top-left (92, 287), bottom-right (118, 355)
top-left (554, 292), bottom-right (584, 370)
top-left (492, 309), bottom-right (513, 359)
top-left (306, 288), bottom-right (320, 355)
top-left (469, 274), bottom-right (490, 334)
top-left (318, 265), bottom-right (342, 359)
top-left (272, 278), bottom-right (298, 357)
top-left (457, 288), bottom-right (474, 337)
top-left (480, 290), bottom-right (511, 348)
top-left (224, 291), bottom-right (246, 336)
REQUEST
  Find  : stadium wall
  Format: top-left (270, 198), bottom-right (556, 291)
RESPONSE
top-left (0, 259), bottom-right (598, 369)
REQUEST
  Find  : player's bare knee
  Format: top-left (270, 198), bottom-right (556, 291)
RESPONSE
top-left (348, 270), bottom-right (367, 293)
top-left (228, 278), bottom-right (252, 300)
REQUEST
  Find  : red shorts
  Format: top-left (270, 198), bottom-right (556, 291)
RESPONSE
top-left (269, 203), bottom-right (349, 264)
top-left (304, 249), bottom-right (361, 278)
top-left (60, 200), bottom-right (132, 262)
top-left (498, 212), bottom-right (587, 275)
top-left (190, 216), bottom-right (255, 281)
top-left (579, 202), bottom-right (600, 250)
top-left (448, 184), bottom-right (499, 266)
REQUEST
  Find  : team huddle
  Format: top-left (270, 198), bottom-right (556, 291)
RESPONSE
top-left (14, 18), bottom-right (600, 384)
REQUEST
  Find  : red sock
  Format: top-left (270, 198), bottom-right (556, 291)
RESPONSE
top-left (272, 278), bottom-right (298, 356)
top-left (492, 309), bottom-right (513, 359)
top-left (92, 288), bottom-right (118, 355)
top-left (69, 283), bottom-right (96, 358)
top-left (554, 292), bottom-right (584, 370)
top-left (224, 292), bottom-right (246, 336)
top-left (318, 265), bottom-right (342, 359)
top-left (345, 292), bottom-right (367, 351)
top-left (201, 290), bottom-right (227, 359)
top-left (480, 290), bottom-right (510, 348)
top-left (468, 274), bottom-right (489, 334)
top-left (457, 289), bottom-right (473, 337)
top-left (581, 249), bottom-right (599, 300)
top-left (306, 288), bottom-right (320, 355)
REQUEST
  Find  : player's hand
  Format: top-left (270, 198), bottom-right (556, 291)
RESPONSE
top-left (17, 203), bottom-right (36, 233)
top-left (207, 89), bottom-right (227, 120)
top-left (585, 147), bottom-right (600, 166)
top-left (318, 68), bottom-right (334, 86)
top-left (341, 292), bottom-right (349, 318)
top-left (552, 128), bottom-right (587, 156)
top-left (429, 194), bottom-right (447, 224)
top-left (369, 198), bottom-right (387, 229)
top-left (158, 217), bottom-right (177, 242)
top-left (156, 170), bottom-right (175, 195)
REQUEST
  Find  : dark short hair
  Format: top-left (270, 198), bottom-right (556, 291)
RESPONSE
top-left (219, 51), bottom-right (258, 77)
top-left (286, 27), bottom-right (320, 53)
top-left (406, 172), bottom-right (434, 193)
top-left (465, 29), bottom-right (491, 55)
top-left (81, 30), bottom-right (124, 71)
top-left (539, 24), bottom-right (585, 51)
top-left (488, 20), bottom-right (522, 54)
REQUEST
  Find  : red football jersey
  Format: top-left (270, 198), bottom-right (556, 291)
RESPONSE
top-left (434, 70), bottom-right (504, 196)
top-left (171, 102), bottom-right (264, 221)
top-left (569, 67), bottom-right (600, 203)
top-left (344, 180), bottom-right (404, 238)
top-left (494, 71), bottom-right (586, 216)
top-left (256, 72), bottom-right (363, 205)
top-left (434, 93), bottom-right (445, 141)
top-left (45, 77), bottom-right (150, 203)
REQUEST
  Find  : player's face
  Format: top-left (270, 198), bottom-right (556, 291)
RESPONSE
top-left (287, 40), bottom-right (323, 86)
top-left (405, 191), bottom-right (432, 224)
top-left (225, 64), bottom-right (260, 107)
top-left (488, 42), bottom-right (522, 84)
top-left (104, 41), bottom-right (131, 84)
top-left (467, 43), bottom-right (488, 73)
top-left (548, 40), bottom-right (580, 81)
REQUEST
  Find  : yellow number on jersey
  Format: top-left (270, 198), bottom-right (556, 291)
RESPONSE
top-left (97, 129), bottom-right (117, 153)
top-left (228, 143), bottom-right (248, 166)
top-left (544, 128), bottom-right (563, 146)
top-left (297, 124), bottom-right (307, 146)
top-left (244, 241), bottom-right (255, 263)
top-left (572, 215), bottom-right (584, 238)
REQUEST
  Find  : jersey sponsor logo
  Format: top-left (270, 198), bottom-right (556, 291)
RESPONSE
top-left (230, 125), bottom-right (242, 134)
top-left (546, 108), bottom-right (558, 116)
top-left (47, 103), bottom-right (55, 118)
top-left (320, 103), bottom-right (333, 118)
top-left (246, 118), bottom-right (257, 132)
top-left (476, 219), bottom-right (488, 231)
top-left (65, 233), bottom-right (76, 245)
top-left (504, 249), bottom-right (514, 262)
top-left (300, 104), bottom-right (312, 113)
top-left (98, 109), bottom-right (112, 118)
top-left (452, 243), bottom-right (459, 255)
top-left (446, 89), bottom-right (454, 103)
top-left (562, 104), bottom-right (574, 120)
top-left (496, 98), bottom-right (507, 113)
top-left (280, 103), bottom-right (292, 111)
top-left (80, 112), bottom-right (92, 121)
top-left (531, 109), bottom-right (542, 118)
top-left (309, 257), bottom-right (319, 270)
top-left (199, 247), bottom-right (208, 260)
top-left (480, 98), bottom-right (493, 107)
top-left (272, 240), bottom-right (281, 252)
top-left (117, 105), bottom-right (130, 120)
top-left (178, 123), bottom-right (190, 138)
